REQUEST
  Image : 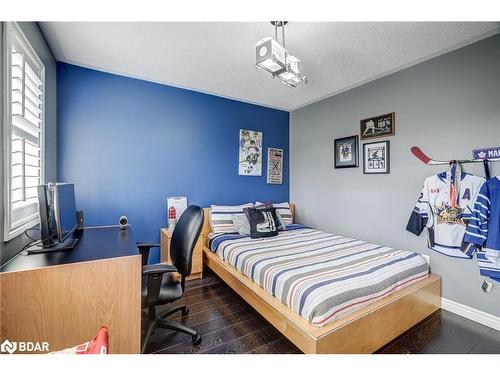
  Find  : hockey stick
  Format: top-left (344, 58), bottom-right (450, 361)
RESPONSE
top-left (411, 146), bottom-right (500, 165)
top-left (411, 146), bottom-right (500, 179)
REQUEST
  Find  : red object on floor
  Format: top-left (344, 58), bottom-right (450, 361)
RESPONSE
top-left (51, 326), bottom-right (109, 354)
top-left (75, 326), bottom-right (109, 354)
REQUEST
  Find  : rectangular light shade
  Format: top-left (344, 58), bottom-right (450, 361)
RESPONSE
top-left (287, 55), bottom-right (301, 75)
top-left (278, 71), bottom-right (301, 86)
top-left (278, 55), bottom-right (302, 86)
top-left (255, 37), bottom-right (287, 74)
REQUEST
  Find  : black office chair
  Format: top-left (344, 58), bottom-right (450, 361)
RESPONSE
top-left (137, 205), bottom-right (204, 354)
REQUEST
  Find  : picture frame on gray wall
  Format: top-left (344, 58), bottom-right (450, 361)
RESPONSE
top-left (363, 140), bottom-right (390, 174)
top-left (334, 135), bottom-right (359, 168)
top-left (360, 112), bottom-right (395, 140)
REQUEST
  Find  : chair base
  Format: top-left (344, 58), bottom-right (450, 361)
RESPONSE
top-left (158, 304), bottom-right (189, 319)
top-left (142, 305), bottom-right (201, 353)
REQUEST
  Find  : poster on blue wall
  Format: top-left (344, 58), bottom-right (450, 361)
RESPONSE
top-left (267, 148), bottom-right (283, 184)
top-left (239, 129), bottom-right (263, 176)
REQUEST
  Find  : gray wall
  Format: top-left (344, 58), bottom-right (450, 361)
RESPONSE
top-left (290, 34), bottom-right (500, 317)
top-left (0, 22), bottom-right (57, 265)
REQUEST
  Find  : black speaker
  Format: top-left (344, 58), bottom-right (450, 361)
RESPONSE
top-left (76, 210), bottom-right (84, 231)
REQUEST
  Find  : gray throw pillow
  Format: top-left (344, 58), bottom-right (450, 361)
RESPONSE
top-left (231, 214), bottom-right (251, 235)
top-left (275, 210), bottom-right (287, 231)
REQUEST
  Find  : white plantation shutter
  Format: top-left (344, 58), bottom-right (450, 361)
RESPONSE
top-left (3, 22), bottom-right (45, 240)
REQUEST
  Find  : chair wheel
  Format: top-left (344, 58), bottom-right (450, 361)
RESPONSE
top-left (182, 307), bottom-right (189, 316)
top-left (192, 333), bottom-right (202, 345)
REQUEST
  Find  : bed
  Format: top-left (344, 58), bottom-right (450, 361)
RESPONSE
top-left (200, 204), bottom-right (441, 353)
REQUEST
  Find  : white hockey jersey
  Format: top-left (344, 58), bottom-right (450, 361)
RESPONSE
top-left (406, 171), bottom-right (485, 258)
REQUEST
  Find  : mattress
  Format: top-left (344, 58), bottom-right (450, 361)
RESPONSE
top-left (209, 225), bottom-right (429, 327)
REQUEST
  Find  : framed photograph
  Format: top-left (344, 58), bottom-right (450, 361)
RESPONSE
top-left (239, 129), bottom-right (262, 176)
top-left (360, 112), bottom-right (395, 139)
top-left (363, 140), bottom-right (390, 174)
top-left (267, 148), bottom-right (283, 184)
top-left (167, 196), bottom-right (188, 230)
top-left (334, 135), bottom-right (359, 168)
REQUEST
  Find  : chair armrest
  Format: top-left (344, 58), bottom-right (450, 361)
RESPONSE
top-left (142, 263), bottom-right (178, 305)
top-left (142, 264), bottom-right (177, 276)
top-left (137, 243), bottom-right (161, 250)
top-left (136, 243), bottom-right (161, 266)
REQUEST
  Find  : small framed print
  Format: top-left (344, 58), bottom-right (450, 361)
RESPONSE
top-left (360, 112), bottom-right (395, 140)
top-left (334, 135), bottom-right (359, 168)
top-left (267, 148), bottom-right (283, 184)
top-left (363, 140), bottom-right (390, 174)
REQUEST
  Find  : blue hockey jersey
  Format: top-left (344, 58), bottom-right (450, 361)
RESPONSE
top-left (463, 176), bottom-right (500, 282)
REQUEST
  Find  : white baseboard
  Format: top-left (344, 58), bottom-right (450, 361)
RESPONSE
top-left (441, 297), bottom-right (500, 332)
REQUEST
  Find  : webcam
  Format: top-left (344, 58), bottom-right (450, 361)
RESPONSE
top-left (119, 215), bottom-right (128, 230)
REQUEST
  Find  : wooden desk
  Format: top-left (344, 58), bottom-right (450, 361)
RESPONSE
top-left (160, 228), bottom-right (203, 280)
top-left (0, 226), bottom-right (141, 354)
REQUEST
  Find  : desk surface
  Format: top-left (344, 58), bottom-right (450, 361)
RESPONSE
top-left (0, 226), bottom-right (139, 273)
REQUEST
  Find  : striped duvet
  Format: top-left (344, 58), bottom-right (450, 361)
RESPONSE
top-left (210, 225), bottom-right (429, 327)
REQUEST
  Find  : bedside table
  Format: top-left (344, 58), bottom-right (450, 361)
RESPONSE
top-left (160, 228), bottom-right (203, 280)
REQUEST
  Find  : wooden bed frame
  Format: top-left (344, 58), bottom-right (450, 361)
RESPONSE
top-left (200, 204), bottom-right (441, 354)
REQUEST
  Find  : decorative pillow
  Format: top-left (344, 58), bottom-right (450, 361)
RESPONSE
top-left (244, 206), bottom-right (279, 239)
top-left (210, 203), bottom-right (253, 234)
top-left (231, 214), bottom-right (251, 235)
top-left (255, 202), bottom-right (286, 231)
top-left (256, 201), bottom-right (293, 225)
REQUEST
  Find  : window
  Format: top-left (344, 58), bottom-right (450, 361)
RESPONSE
top-left (3, 22), bottom-right (45, 240)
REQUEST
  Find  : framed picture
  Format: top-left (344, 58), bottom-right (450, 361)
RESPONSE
top-left (360, 112), bottom-right (395, 139)
top-left (239, 129), bottom-right (262, 176)
top-left (334, 135), bottom-right (359, 168)
top-left (363, 140), bottom-right (390, 174)
top-left (267, 148), bottom-right (283, 184)
top-left (167, 196), bottom-right (188, 230)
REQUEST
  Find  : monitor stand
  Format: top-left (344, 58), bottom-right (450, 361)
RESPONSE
top-left (24, 237), bottom-right (79, 255)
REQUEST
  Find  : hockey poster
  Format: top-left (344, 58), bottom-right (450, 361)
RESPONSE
top-left (239, 129), bottom-right (262, 176)
top-left (363, 140), bottom-right (390, 174)
top-left (360, 112), bottom-right (395, 139)
top-left (267, 148), bottom-right (283, 184)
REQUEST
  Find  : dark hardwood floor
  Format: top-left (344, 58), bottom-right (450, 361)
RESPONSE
top-left (143, 269), bottom-right (500, 354)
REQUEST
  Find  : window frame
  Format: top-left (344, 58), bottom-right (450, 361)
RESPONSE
top-left (3, 22), bottom-right (46, 241)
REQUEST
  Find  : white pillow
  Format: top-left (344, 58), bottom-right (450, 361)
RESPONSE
top-left (231, 214), bottom-right (251, 235)
top-left (210, 203), bottom-right (253, 234)
top-left (255, 202), bottom-right (293, 225)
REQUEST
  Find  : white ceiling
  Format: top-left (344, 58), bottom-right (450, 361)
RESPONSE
top-left (39, 22), bottom-right (499, 111)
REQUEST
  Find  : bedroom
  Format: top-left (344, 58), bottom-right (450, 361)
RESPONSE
top-left (1, 0), bottom-right (499, 373)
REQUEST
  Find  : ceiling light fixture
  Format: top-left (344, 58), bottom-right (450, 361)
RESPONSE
top-left (255, 21), bottom-right (308, 88)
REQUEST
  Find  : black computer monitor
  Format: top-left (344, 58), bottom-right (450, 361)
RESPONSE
top-left (53, 183), bottom-right (77, 243)
top-left (37, 184), bottom-right (56, 247)
top-left (32, 183), bottom-right (79, 254)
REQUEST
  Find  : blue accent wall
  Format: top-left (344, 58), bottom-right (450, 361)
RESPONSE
top-left (57, 63), bottom-right (289, 262)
